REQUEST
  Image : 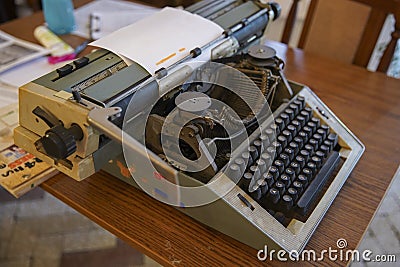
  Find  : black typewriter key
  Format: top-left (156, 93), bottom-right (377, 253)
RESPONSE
top-left (281, 130), bottom-right (291, 144)
top-left (250, 185), bottom-right (262, 201)
top-left (323, 140), bottom-right (334, 152)
top-left (298, 131), bottom-right (308, 144)
top-left (279, 153), bottom-right (290, 167)
top-left (280, 113), bottom-right (290, 126)
top-left (268, 165), bottom-right (279, 180)
top-left (295, 155), bottom-right (306, 168)
top-left (274, 181), bottom-right (286, 195)
top-left (281, 195), bottom-right (294, 210)
top-left (249, 165), bottom-right (261, 181)
top-left (239, 172), bottom-right (252, 191)
top-left (307, 121), bottom-right (317, 134)
top-left (273, 159), bottom-right (285, 173)
top-left (285, 108), bottom-right (295, 120)
top-left (306, 141), bottom-right (317, 153)
top-left (292, 181), bottom-right (304, 194)
top-left (291, 120), bottom-right (301, 132)
top-left (285, 168), bottom-right (296, 181)
top-left (296, 96), bottom-right (305, 107)
top-left (266, 146), bottom-right (276, 159)
top-left (289, 141), bottom-right (299, 155)
top-left (302, 126), bottom-right (313, 139)
top-left (315, 150), bottom-right (325, 159)
top-left (279, 174), bottom-right (291, 187)
top-left (302, 168), bottom-right (313, 181)
top-left (260, 134), bottom-right (270, 148)
top-left (270, 123), bottom-right (280, 136)
top-left (307, 162), bottom-right (317, 174)
top-left (253, 140), bottom-right (263, 154)
top-left (316, 128), bottom-right (327, 140)
top-left (320, 124), bottom-right (330, 135)
top-left (287, 124), bottom-right (297, 138)
top-left (267, 188), bottom-right (280, 204)
top-left (248, 145), bottom-right (259, 162)
top-left (257, 179), bottom-right (269, 195)
top-left (311, 156), bottom-right (322, 169)
top-left (290, 161), bottom-right (301, 175)
top-left (299, 149), bottom-right (310, 162)
top-left (310, 117), bottom-right (321, 128)
top-left (293, 99), bottom-right (304, 111)
top-left (271, 141), bottom-right (282, 155)
top-left (296, 115), bottom-right (306, 127)
top-left (300, 110), bottom-right (311, 122)
top-left (241, 152), bottom-right (253, 168)
top-left (289, 103), bottom-right (300, 115)
top-left (319, 145), bottom-right (330, 157)
top-left (277, 135), bottom-right (288, 148)
top-left (226, 164), bottom-right (241, 181)
top-left (265, 128), bottom-right (275, 141)
top-left (284, 147), bottom-right (295, 161)
top-left (234, 158), bottom-right (246, 174)
top-left (263, 172), bottom-right (275, 187)
top-left (256, 159), bottom-right (267, 174)
top-left (287, 188), bottom-right (299, 202)
top-left (297, 174), bottom-right (309, 187)
top-left (56, 64), bottom-right (73, 77)
top-left (275, 117), bottom-right (285, 131)
top-left (304, 106), bottom-right (313, 116)
top-left (312, 133), bottom-right (323, 146)
top-left (260, 153), bottom-right (272, 165)
top-left (327, 133), bottom-right (338, 147)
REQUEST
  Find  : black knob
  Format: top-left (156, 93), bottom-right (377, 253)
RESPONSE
top-left (35, 124), bottom-right (83, 160)
top-left (269, 2), bottom-right (282, 21)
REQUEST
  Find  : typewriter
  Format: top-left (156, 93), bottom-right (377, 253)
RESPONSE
top-left (13, 0), bottom-right (364, 255)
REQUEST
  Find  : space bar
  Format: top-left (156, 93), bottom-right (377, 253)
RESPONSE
top-left (296, 151), bottom-right (340, 215)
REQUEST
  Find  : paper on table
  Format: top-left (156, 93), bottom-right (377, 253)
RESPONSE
top-left (73, 0), bottom-right (159, 38)
top-left (90, 7), bottom-right (224, 75)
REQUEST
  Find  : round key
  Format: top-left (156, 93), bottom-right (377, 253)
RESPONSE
top-left (250, 165), bottom-right (261, 181)
top-left (290, 161), bottom-right (301, 175)
top-left (302, 126), bottom-right (313, 139)
top-left (281, 130), bottom-right (292, 144)
top-left (302, 168), bottom-right (313, 180)
top-left (274, 159), bottom-right (285, 173)
top-left (256, 159), bottom-right (267, 174)
top-left (240, 172), bottom-right (252, 191)
top-left (285, 167), bottom-right (296, 181)
top-left (248, 145), bottom-right (259, 161)
top-left (274, 181), bottom-right (286, 195)
top-left (285, 108), bottom-right (295, 120)
top-left (311, 156), bottom-right (322, 169)
top-left (267, 188), bottom-right (280, 204)
top-left (284, 147), bottom-right (295, 161)
top-left (323, 140), bottom-right (333, 152)
top-left (316, 128), bottom-right (327, 140)
top-left (257, 179), bottom-right (269, 195)
top-left (279, 153), bottom-right (290, 167)
top-left (320, 124), bottom-right (330, 135)
top-left (241, 152), bottom-right (253, 168)
top-left (297, 174), bottom-right (308, 187)
top-left (287, 124), bottom-right (297, 138)
top-left (271, 141), bottom-right (282, 155)
top-left (307, 121), bottom-right (317, 134)
top-left (308, 139), bottom-right (319, 151)
top-left (307, 162), bottom-right (317, 174)
top-left (280, 113), bottom-right (290, 126)
top-left (289, 141), bottom-right (299, 155)
top-left (260, 134), bottom-right (270, 148)
top-left (234, 157), bottom-right (246, 174)
top-left (250, 185), bottom-right (262, 201)
top-left (281, 195), bottom-right (293, 210)
top-left (313, 133), bottom-right (323, 146)
top-left (260, 153), bottom-right (272, 166)
top-left (291, 120), bottom-right (301, 132)
top-left (311, 117), bottom-right (321, 128)
top-left (275, 117), bottom-right (285, 131)
top-left (287, 187), bottom-right (299, 202)
top-left (295, 155), bottom-right (306, 168)
top-left (304, 106), bottom-right (313, 117)
top-left (266, 146), bottom-right (276, 158)
top-left (289, 103), bottom-right (300, 115)
top-left (315, 150), bottom-right (325, 159)
top-left (277, 135), bottom-right (288, 148)
top-left (292, 181), bottom-right (304, 194)
top-left (263, 172), bottom-right (275, 187)
top-left (226, 164), bottom-right (241, 181)
top-left (265, 128), bottom-right (275, 141)
top-left (296, 96), bottom-right (305, 109)
top-left (327, 133), bottom-right (338, 147)
top-left (296, 115), bottom-right (306, 127)
top-left (279, 174), bottom-right (291, 187)
top-left (268, 165), bottom-right (279, 180)
top-left (292, 99), bottom-right (304, 111)
top-left (299, 149), bottom-right (310, 162)
top-left (270, 123), bottom-right (280, 135)
top-left (300, 110), bottom-right (311, 122)
top-left (298, 131), bottom-right (308, 144)
top-left (305, 143), bottom-right (315, 154)
top-left (319, 145), bottom-right (330, 157)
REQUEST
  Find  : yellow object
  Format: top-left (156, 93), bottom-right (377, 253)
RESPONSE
top-left (33, 26), bottom-right (74, 57)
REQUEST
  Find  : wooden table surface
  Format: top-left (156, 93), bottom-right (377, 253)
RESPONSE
top-left (1, 1), bottom-right (400, 266)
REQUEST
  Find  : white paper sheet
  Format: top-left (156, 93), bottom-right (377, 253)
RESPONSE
top-left (90, 7), bottom-right (224, 75)
top-left (73, 0), bottom-right (159, 38)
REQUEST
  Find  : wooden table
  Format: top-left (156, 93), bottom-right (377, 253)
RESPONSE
top-left (1, 2), bottom-right (400, 266)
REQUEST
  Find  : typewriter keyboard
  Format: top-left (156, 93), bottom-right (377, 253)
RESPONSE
top-left (226, 95), bottom-right (342, 226)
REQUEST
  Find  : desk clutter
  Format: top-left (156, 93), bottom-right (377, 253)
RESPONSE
top-left (1, 0), bottom-right (365, 257)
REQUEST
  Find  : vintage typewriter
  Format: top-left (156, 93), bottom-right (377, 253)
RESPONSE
top-left (13, 0), bottom-right (364, 255)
